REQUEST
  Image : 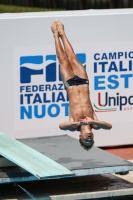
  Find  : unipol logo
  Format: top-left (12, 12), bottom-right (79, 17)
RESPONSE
top-left (20, 54), bottom-right (86, 84)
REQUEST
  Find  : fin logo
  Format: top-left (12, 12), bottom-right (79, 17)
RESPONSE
top-left (20, 54), bottom-right (86, 84)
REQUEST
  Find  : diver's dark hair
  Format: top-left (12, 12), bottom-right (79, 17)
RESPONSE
top-left (79, 138), bottom-right (94, 151)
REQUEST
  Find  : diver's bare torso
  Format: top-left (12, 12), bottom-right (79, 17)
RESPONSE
top-left (67, 84), bottom-right (94, 122)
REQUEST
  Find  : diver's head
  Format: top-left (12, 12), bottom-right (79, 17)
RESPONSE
top-left (79, 126), bottom-right (94, 151)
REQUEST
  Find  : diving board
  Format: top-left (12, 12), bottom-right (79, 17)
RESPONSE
top-left (20, 135), bottom-right (133, 176)
top-left (0, 134), bottom-right (133, 184)
top-left (0, 132), bottom-right (73, 179)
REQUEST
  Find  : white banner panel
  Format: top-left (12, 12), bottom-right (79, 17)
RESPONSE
top-left (13, 42), bottom-right (133, 144)
top-left (0, 9), bottom-right (133, 146)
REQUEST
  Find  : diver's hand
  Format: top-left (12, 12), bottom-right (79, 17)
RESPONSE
top-left (79, 115), bottom-right (94, 125)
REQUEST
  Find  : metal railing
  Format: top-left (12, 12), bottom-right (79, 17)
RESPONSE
top-left (0, 0), bottom-right (133, 10)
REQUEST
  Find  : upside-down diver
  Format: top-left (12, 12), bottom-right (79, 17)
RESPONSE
top-left (51, 21), bottom-right (112, 150)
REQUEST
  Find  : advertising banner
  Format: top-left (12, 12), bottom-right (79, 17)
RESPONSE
top-left (0, 10), bottom-right (133, 146)
top-left (13, 42), bottom-right (133, 146)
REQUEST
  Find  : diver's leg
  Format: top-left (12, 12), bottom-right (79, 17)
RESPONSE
top-left (51, 22), bottom-right (74, 83)
top-left (57, 21), bottom-right (88, 79)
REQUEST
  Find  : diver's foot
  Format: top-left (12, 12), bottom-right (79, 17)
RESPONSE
top-left (51, 21), bottom-right (58, 37)
top-left (56, 21), bottom-right (65, 37)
